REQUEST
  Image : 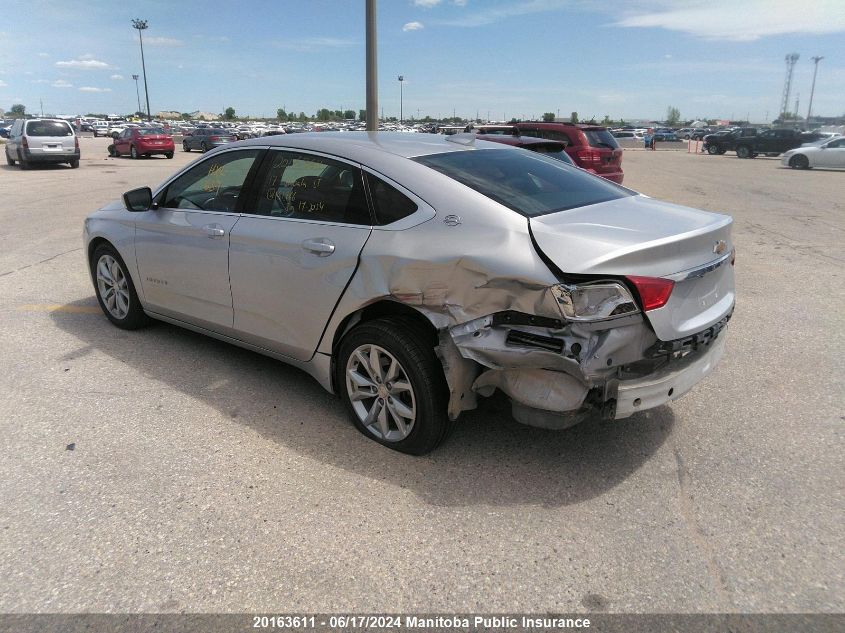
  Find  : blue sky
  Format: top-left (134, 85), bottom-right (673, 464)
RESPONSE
top-left (2, 0), bottom-right (843, 122)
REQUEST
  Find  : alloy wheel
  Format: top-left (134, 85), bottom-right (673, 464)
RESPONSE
top-left (345, 344), bottom-right (417, 442)
top-left (96, 254), bottom-right (131, 319)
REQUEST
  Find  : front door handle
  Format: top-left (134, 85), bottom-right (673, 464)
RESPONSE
top-left (301, 238), bottom-right (336, 256)
top-left (203, 223), bottom-right (226, 238)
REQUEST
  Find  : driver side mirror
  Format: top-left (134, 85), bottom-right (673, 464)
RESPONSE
top-left (123, 186), bottom-right (153, 212)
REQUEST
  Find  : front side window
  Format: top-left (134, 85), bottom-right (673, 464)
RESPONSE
top-left (160, 149), bottom-right (261, 212)
top-left (414, 148), bottom-right (631, 218)
top-left (252, 151), bottom-right (371, 224)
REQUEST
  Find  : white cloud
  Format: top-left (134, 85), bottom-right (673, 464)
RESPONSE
top-left (611, 0), bottom-right (845, 41)
top-left (52, 79), bottom-right (73, 88)
top-left (56, 57), bottom-right (113, 70)
top-left (110, 74), bottom-right (124, 80)
top-left (31, 79), bottom-right (50, 84)
top-left (274, 37), bottom-right (356, 52)
top-left (414, 0), bottom-right (442, 6)
top-left (144, 36), bottom-right (185, 47)
top-left (0, 80), bottom-right (7, 87)
top-left (438, 0), bottom-right (568, 27)
top-left (79, 86), bottom-right (111, 93)
top-left (452, 0), bottom-right (467, 4)
top-left (403, 21), bottom-right (424, 31)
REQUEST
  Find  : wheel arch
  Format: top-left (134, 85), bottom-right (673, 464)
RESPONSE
top-left (327, 299), bottom-right (440, 393)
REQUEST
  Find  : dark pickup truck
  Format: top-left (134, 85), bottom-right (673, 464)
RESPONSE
top-left (734, 128), bottom-right (821, 158)
top-left (702, 128), bottom-right (758, 155)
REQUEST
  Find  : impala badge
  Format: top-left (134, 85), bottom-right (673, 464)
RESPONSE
top-left (713, 240), bottom-right (727, 255)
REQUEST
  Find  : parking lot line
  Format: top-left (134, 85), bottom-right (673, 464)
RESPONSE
top-left (16, 304), bottom-right (101, 314)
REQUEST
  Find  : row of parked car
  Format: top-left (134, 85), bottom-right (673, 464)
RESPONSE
top-left (701, 127), bottom-right (844, 168)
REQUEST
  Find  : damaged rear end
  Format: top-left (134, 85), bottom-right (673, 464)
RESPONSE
top-left (412, 147), bottom-right (735, 429)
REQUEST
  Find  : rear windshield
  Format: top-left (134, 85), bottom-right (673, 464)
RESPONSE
top-left (582, 129), bottom-right (619, 149)
top-left (26, 121), bottom-right (73, 137)
top-left (414, 148), bottom-right (631, 217)
top-left (139, 127), bottom-right (166, 135)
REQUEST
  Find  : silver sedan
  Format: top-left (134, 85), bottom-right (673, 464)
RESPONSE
top-left (84, 133), bottom-right (735, 454)
top-left (782, 135), bottom-right (845, 169)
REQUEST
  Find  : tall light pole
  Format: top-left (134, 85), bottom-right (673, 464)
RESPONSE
top-left (365, 0), bottom-right (378, 131)
top-left (398, 75), bottom-right (404, 123)
top-left (131, 74), bottom-right (141, 117)
top-left (806, 56), bottom-right (824, 129)
top-left (131, 19), bottom-right (152, 121)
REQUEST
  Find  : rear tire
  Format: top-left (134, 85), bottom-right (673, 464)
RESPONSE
top-left (336, 316), bottom-right (451, 455)
top-left (736, 145), bottom-right (752, 159)
top-left (69, 159), bottom-right (79, 169)
top-left (130, 145), bottom-right (139, 160)
top-left (5, 149), bottom-right (15, 165)
top-left (165, 151), bottom-right (174, 159)
top-left (18, 152), bottom-right (29, 170)
top-left (201, 142), bottom-right (208, 153)
top-left (183, 142), bottom-right (190, 152)
top-left (90, 243), bottom-right (149, 330)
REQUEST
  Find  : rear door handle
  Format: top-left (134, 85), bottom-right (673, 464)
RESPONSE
top-left (203, 223), bottom-right (226, 238)
top-left (301, 238), bottom-right (336, 256)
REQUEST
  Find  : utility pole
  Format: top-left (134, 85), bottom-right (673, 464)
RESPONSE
top-left (780, 53), bottom-right (799, 120)
top-left (132, 74), bottom-right (141, 116)
top-left (365, 0), bottom-right (378, 131)
top-left (398, 75), bottom-right (404, 122)
top-left (806, 56), bottom-right (824, 128)
top-left (131, 19), bottom-right (152, 121)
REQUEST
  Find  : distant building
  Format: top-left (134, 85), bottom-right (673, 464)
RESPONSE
top-left (190, 111), bottom-right (219, 121)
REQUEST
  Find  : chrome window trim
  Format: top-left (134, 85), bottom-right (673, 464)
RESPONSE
top-left (666, 250), bottom-right (733, 282)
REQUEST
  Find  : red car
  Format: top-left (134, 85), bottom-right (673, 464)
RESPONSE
top-left (109, 126), bottom-right (175, 159)
top-left (512, 122), bottom-right (624, 183)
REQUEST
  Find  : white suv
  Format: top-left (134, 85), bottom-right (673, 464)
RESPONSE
top-left (5, 118), bottom-right (80, 169)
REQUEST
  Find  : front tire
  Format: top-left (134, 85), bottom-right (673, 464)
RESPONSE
top-left (707, 144), bottom-right (719, 155)
top-left (201, 142), bottom-right (208, 153)
top-left (336, 317), bottom-right (451, 455)
top-left (91, 244), bottom-right (149, 330)
top-left (789, 154), bottom-right (810, 170)
top-left (183, 142), bottom-right (190, 152)
top-left (165, 151), bottom-right (174, 159)
top-left (736, 145), bottom-right (752, 159)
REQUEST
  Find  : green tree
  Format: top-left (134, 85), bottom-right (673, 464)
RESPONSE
top-left (181, 113), bottom-right (192, 120)
top-left (600, 115), bottom-right (612, 126)
top-left (570, 111), bottom-right (579, 123)
top-left (316, 108), bottom-right (332, 121)
top-left (542, 112), bottom-right (555, 122)
top-left (343, 109), bottom-right (355, 120)
top-left (10, 104), bottom-right (26, 118)
top-left (224, 107), bottom-right (236, 121)
top-left (277, 108), bottom-right (287, 121)
top-left (665, 106), bottom-right (681, 126)
top-left (358, 109), bottom-right (366, 121)
top-left (298, 111), bottom-right (308, 122)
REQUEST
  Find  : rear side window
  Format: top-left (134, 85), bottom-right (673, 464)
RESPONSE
top-left (25, 121), bottom-right (73, 137)
top-left (582, 129), bottom-right (619, 149)
top-left (252, 151), bottom-right (371, 225)
top-left (414, 148), bottom-right (631, 218)
top-left (366, 174), bottom-right (418, 225)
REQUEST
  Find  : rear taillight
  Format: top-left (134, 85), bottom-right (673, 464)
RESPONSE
top-left (575, 148), bottom-right (602, 165)
top-left (626, 276), bottom-right (675, 312)
top-left (209, 135), bottom-right (219, 141)
top-left (75, 137), bottom-right (79, 150)
top-left (22, 136), bottom-right (29, 149)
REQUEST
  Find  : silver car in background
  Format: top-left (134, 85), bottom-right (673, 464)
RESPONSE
top-left (83, 133), bottom-right (735, 454)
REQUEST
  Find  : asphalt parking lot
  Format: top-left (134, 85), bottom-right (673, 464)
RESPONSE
top-left (0, 136), bottom-right (842, 613)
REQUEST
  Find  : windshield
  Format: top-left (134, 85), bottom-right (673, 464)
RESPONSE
top-left (583, 129), bottom-right (619, 149)
top-left (414, 148), bottom-right (631, 217)
top-left (26, 121), bottom-right (73, 137)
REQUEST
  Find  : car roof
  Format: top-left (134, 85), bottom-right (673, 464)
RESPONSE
top-left (235, 131), bottom-right (486, 160)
